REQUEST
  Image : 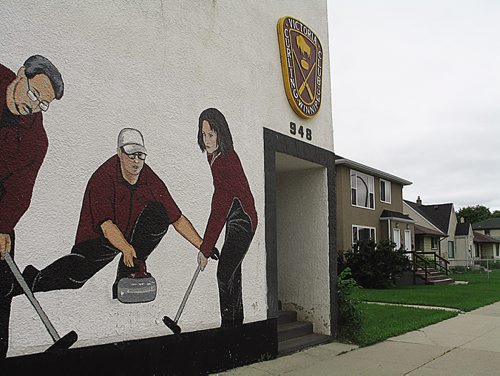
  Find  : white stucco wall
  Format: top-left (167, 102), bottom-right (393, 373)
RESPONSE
top-left (276, 167), bottom-right (330, 335)
top-left (1, 0), bottom-right (332, 357)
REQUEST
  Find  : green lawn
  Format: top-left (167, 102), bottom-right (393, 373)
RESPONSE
top-left (355, 303), bottom-right (457, 347)
top-left (351, 271), bottom-right (500, 312)
top-left (343, 271), bottom-right (500, 347)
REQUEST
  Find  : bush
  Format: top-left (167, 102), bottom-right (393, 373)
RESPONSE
top-left (337, 267), bottom-right (362, 341)
top-left (451, 265), bottom-right (468, 273)
top-left (337, 250), bottom-right (348, 274)
top-left (345, 240), bottom-right (410, 289)
top-left (476, 260), bottom-right (500, 269)
top-left (491, 261), bottom-right (500, 269)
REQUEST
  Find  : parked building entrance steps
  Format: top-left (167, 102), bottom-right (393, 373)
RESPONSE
top-left (277, 310), bottom-right (331, 355)
top-left (415, 268), bottom-right (454, 285)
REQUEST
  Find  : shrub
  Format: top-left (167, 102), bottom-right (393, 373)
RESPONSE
top-left (451, 265), bottom-right (468, 273)
top-left (345, 240), bottom-right (410, 289)
top-left (491, 260), bottom-right (500, 269)
top-left (337, 267), bottom-right (362, 341)
top-left (337, 250), bottom-right (348, 274)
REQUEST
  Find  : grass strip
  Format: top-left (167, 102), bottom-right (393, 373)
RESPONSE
top-left (352, 271), bottom-right (500, 312)
top-left (355, 303), bottom-right (457, 347)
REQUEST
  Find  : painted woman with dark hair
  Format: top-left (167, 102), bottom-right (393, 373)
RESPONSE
top-left (197, 108), bottom-right (257, 328)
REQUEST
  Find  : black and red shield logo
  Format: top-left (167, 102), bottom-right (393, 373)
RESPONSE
top-left (278, 16), bottom-right (323, 118)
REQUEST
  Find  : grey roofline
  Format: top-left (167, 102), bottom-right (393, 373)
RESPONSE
top-left (335, 158), bottom-right (412, 186)
top-left (380, 216), bottom-right (415, 224)
top-left (414, 223), bottom-right (448, 237)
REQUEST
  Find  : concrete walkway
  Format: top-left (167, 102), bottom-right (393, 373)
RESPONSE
top-left (214, 301), bottom-right (500, 375)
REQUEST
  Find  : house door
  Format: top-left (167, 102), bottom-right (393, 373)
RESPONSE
top-left (393, 228), bottom-right (401, 249)
top-left (404, 230), bottom-right (412, 260)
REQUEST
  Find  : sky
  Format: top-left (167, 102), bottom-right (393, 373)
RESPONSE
top-left (327, 0), bottom-right (500, 211)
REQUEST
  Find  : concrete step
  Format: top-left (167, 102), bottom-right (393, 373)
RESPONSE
top-left (277, 310), bottom-right (297, 325)
top-left (415, 270), bottom-right (445, 276)
top-left (278, 321), bottom-right (313, 342)
top-left (427, 278), bottom-right (454, 285)
top-left (278, 333), bottom-right (331, 356)
top-left (426, 274), bottom-right (448, 279)
top-left (415, 269), bottom-right (454, 285)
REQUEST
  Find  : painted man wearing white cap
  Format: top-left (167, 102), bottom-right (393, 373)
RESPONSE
top-left (13, 128), bottom-right (213, 300)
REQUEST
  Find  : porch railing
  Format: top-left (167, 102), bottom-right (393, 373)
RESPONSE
top-left (403, 251), bottom-right (450, 284)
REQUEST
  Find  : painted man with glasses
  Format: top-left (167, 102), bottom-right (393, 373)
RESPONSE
top-left (13, 128), bottom-right (211, 304)
top-left (0, 55), bottom-right (64, 358)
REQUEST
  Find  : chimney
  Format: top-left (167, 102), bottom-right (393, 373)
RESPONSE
top-left (416, 196), bottom-right (422, 205)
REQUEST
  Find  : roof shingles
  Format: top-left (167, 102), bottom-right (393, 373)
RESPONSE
top-left (404, 200), bottom-right (453, 234)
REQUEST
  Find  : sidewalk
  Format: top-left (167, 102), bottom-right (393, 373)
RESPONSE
top-left (215, 301), bottom-right (500, 375)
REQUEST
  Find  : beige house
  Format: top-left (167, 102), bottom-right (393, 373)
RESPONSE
top-left (473, 232), bottom-right (500, 260)
top-left (472, 219), bottom-right (500, 259)
top-left (403, 198), bottom-right (474, 267)
top-left (473, 218), bottom-right (500, 240)
top-left (412, 224), bottom-right (447, 253)
top-left (335, 156), bottom-right (414, 253)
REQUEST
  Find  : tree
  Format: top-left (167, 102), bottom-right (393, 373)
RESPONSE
top-left (345, 240), bottom-right (410, 289)
top-left (457, 205), bottom-right (491, 224)
top-left (492, 210), bottom-right (500, 218)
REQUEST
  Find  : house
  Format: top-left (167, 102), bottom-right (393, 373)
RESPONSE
top-left (456, 219), bottom-right (474, 265)
top-left (473, 218), bottom-right (500, 240)
top-left (335, 156), bottom-right (414, 253)
top-left (473, 232), bottom-right (500, 260)
top-left (403, 198), bottom-right (474, 267)
top-left (472, 218), bottom-right (500, 259)
top-left (413, 224), bottom-right (447, 253)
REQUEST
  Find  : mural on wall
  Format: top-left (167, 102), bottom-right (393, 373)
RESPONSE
top-left (0, 56), bottom-right (64, 358)
top-left (0, 124), bottom-right (221, 357)
top-left (0, 2), bottom-right (329, 367)
top-left (196, 108), bottom-right (258, 328)
top-left (277, 16), bottom-right (324, 119)
top-left (0, 81), bottom-right (258, 355)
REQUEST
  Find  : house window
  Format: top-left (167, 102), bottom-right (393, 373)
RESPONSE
top-left (350, 170), bottom-right (374, 209)
top-left (485, 229), bottom-right (491, 235)
top-left (448, 241), bottom-right (455, 258)
top-left (352, 225), bottom-right (376, 244)
top-left (431, 237), bottom-right (438, 250)
top-left (380, 179), bottom-right (391, 204)
top-left (476, 244), bottom-right (480, 258)
top-left (496, 244), bottom-right (499, 257)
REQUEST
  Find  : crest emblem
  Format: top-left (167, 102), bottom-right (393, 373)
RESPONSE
top-left (277, 16), bottom-right (323, 119)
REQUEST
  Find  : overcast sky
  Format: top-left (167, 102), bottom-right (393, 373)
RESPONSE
top-left (327, 0), bottom-right (500, 211)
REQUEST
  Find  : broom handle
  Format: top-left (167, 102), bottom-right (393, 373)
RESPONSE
top-left (4, 252), bottom-right (60, 341)
top-left (174, 265), bottom-right (201, 323)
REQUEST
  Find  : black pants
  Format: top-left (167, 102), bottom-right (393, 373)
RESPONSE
top-left (0, 231), bottom-right (15, 359)
top-left (27, 202), bottom-right (169, 297)
top-left (0, 202), bottom-right (169, 358)
top-left (217, 200), bottom-right (254, 328)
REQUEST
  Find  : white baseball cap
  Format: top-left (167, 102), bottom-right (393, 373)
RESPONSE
top-left (117, 128), bottom-right (147, 155)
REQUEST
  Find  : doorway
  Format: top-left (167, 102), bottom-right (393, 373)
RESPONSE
top-left (264, 128), bottom-right (337, 339)
top-left (276, 153), bottom-right (330, 334)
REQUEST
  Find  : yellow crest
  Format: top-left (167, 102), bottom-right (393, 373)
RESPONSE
top-left (277, 16), bottom-right (323, 119)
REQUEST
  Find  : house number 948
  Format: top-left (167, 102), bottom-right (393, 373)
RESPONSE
top-left (290, 122), bottom-right (312, 141)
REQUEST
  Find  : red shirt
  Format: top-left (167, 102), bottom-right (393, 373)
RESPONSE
top-left (0, 64), bottom-right (48, 234)
top-left (75, 155), bottom-right (182, 244)
top-left (200, 149), bottom-right (257, 257)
